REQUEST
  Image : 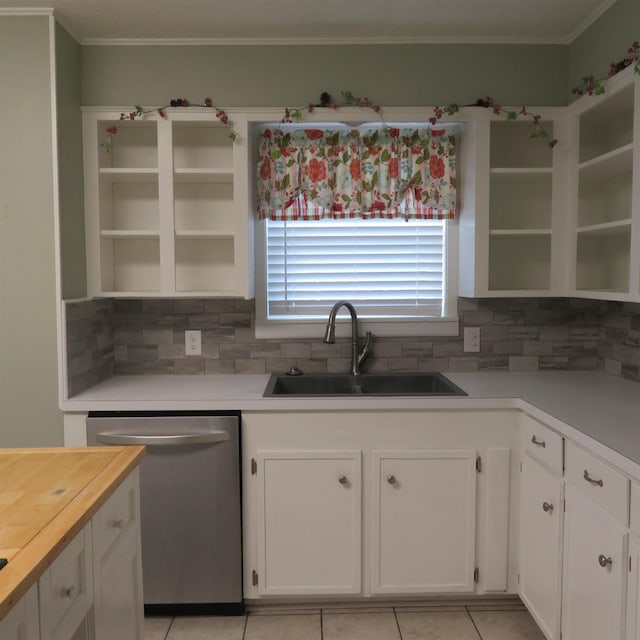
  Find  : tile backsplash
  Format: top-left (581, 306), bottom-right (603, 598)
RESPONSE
top-left (65, 297), bottom-right (640, 396)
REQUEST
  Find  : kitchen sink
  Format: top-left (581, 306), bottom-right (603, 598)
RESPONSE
top-left (263, 372), bottom-right (467, 397)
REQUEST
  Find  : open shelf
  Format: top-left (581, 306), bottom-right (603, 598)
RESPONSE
top-left (490, 121), bottom-right (554, 169)
top-left (575, 230), bottom-right (631, 293)
top-left (579, 84), bottom-right (634, 163)
top-left (98, 120), bottom-right (157, 169)
top-left (488, 235), bottom-right (551, 291)
top-left (100, 237), bottom-right (161, 294)
top-left (489, 173), bottom-right (552, 231)
top-left (99, 176), bottom-right (159, 232)
top-left (173, 122), bottom-right (233, 170)
top-left (174, 237), bottom-right (236, 293)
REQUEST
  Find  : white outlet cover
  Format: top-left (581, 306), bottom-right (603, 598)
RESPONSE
top-left (185, 330), bottom-right (202, 356)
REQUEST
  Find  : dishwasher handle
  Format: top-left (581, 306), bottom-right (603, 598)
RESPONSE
top-left (96, 431), bottom-right (230, 446)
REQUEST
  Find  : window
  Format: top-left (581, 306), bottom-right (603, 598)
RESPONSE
top-left (254, 123), bottom-right (459, 338)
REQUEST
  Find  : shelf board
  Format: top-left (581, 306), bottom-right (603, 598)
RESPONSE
top-left (576, 219), bottom-right (632, 236)
top-left (490, 168), bottom-right (552, 181)
top-left (174, 231), bottom-right (235, 239)
top-left (174, 168), bottom-right (234, 183)
top-left (99, 168), bottom-right (159, 183)
top-left (578, 143), bottom-right (633, 179)
top-left (489, 229), bottom-right (552, 236)
top-left (100, 230), bottom-right (160, 239)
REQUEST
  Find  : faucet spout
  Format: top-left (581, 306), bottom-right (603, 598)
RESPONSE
top-left (323, 301), bottom-right (372, 375)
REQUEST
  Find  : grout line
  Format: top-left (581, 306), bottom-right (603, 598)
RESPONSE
top-left (164, 616), bottom-right (175, 640)
top-left (465, 607), bottom-right (484, 640)
top-left (320, 608), bottom-right (324, 640)
top-left (393, 607), bottom-right (403, 640)
top-left (241, 612), bottom-right (249, 640)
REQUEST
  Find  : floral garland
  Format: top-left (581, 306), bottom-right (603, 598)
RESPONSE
top-left (100, 40), bottom-right (640, 153)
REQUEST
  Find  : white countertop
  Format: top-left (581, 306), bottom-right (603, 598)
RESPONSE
top-left (63, 371), bottom-right (640, 478)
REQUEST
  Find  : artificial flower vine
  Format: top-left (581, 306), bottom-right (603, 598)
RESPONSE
top-left (100, 40), bottom-right (640, 153)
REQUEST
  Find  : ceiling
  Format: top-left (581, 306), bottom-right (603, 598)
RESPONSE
top-left (0, 0), bottom-right (618, 45)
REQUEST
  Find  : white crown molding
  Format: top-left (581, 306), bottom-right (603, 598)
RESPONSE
top-left (80, 34), bottom-right (568, 47)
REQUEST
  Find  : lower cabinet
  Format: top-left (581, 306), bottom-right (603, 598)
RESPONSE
top-left (255, 451), bottom-right (362, 595)
top-left (371, 450), bottom-right (477, 594)
top-left (519, 454), bottom-right (563, 640)
top-left (91, 469), bottom-right (144, 640)
top-left (627, 536), bottom-right (640, 640)
top-left (0, 585), bottom-right (40, 640)
top-left (562, 485), bottom-right (628, 640)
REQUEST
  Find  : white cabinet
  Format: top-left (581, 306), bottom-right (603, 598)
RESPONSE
top-left (255, 451), bottom-right (362, 595)
top-left (82, 108), bottom-right (252, 298)
top-left (0, 585), bottom-right (39, 640)
top-left (562, 485), bottom-right (628, 640)
top-left (459, 110), bottom-right (569, 297)
top-left (519, 454), bottom-right (563, 640)
top-left (91, 469), bottom-right (144, 640)
top-left (371, 450), bottom-right (476, 594)
top-left (627, 536), bottom-right (640, 640)
top-left (569, 65), bottom-right (640, 301)
top-left (38, 525), bottom-right (93, 640)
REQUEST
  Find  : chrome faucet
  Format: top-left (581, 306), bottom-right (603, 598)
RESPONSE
top-left (322, 301), bottom-right (373, 375)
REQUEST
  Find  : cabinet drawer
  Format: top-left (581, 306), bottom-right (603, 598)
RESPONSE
top-left (565, 441), bottom-right (629, 525)
top-left (630, 481), bottom-right (640, 536)
top-left (521, 414), bottom-right (563, 474)
top-left (39, 525), bottom-right (93, 640)
top-left (93, 469), bottom-right (140, 561)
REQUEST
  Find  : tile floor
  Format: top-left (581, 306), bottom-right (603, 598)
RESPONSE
top-left (143, 602), bottom-right (545, 640)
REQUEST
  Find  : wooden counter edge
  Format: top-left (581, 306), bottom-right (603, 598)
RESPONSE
top-left (0, 446), bottom-right (145, 621)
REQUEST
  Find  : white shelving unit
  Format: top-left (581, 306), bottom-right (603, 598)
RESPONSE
top-left (459, 111), bottom-right (569, 297)
top-left (82, 108), bottom-right (252, 298)
top-left (569, 67), bottom-right (640, 301)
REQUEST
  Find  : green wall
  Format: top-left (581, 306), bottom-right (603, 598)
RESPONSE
top-left (0, 15), bottom-right (63, 446)
top-left (569, 0), bottom-right (640, 91)
top-left (56, 22), bottom-right (86, 300)
top-left (81, 43), bottom-right (568, 108)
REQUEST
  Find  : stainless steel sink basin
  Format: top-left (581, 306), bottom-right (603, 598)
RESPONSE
top-left (263, 372), bottom-right (467, 397)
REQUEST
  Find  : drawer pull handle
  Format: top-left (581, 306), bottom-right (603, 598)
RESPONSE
top-left (338, 475), bottom-right (348, 485)
top-left (542, 501), bottom-right (554, 513)
top-left (584, 470), bottom-right (604, 487)
top-left (531, 436), bottom-right (546, 448)
top-left (62, 586), bottom-right (75, 600)
top-left (387, 475), bottom-right (397, 485)
top-left (598, 554), bottom-right (613, 568)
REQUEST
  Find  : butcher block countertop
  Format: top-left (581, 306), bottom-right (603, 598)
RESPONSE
top-left (0, 446), bottom-right (145, 621)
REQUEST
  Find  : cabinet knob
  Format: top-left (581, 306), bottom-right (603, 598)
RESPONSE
top-left (62, 586), bottom-right (75, 600)
top-left (531, 435), bottom-right (546, 448)
top-left (387, 475), bottom-right (396, 485)
top-left (113, 518), bottom-right (125, 529)
top-left (598, 554), bottom-right (613, 568)
top-left (338, 475), bottom-right (348, 485)
top-left (542, 501), bottom-right (554, 513)
top-left (584, 470), bottom-right (604, 487)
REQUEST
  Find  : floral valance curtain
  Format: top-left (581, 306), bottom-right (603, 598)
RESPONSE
top-left (256, 126), bottom-right (457, 221)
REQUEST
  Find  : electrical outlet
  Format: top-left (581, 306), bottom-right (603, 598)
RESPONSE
top-left (185, 330), bottom-right (202, 356)
top-left (463, 327), bottom-right (480, 353)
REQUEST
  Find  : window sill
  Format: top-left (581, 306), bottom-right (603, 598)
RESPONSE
top-left (254, 317), bottom-right (460, 340)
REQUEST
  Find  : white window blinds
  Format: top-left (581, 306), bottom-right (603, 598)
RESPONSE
top-left (265, 218), bottom-right (446, 320)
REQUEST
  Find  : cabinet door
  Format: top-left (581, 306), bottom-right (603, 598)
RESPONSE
top-left (256, 451), bottom-right (361, 595)
top-left (562, 486), bottom-right (628, 640)
top-left (92, 470), bottom-right (144, 640)
top-left (627, 536), bottom-right (640, 640)
top-left (519, 454), bottom-right (563, 640)
top-left (0, 585), bottom-right (39, 640)
top-left (371, 449), bottom-right (476, 594)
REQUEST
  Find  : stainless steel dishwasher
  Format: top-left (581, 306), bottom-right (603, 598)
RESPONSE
top-left (86, 411), bottom-right (243, 616)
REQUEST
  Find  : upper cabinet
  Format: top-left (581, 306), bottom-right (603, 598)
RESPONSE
top-left (82, 109), bottom-right (253, 298)
top-left (568, 66), bottom-right (640, 301)
top-left (458, 109), bottom-right (570, 298)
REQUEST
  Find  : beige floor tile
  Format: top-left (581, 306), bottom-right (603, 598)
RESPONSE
top-left (322, 611), bottom-right (401, 640)
top-left (394, 605), bottom-right (467, 613)
top-left (244, 612), bottom-right (321, 640)
top-left (165, 615), bottom-right (246, 640)
top-left (396, 610), bottom-right (481, 640)
top-left (322, 606), bottom-right (395, 614)
top-left (144, 616), bottom-right (172, 640)
top-left (248, 607), bottom-right (321, 616)
top-left (468, 610), bottom-right (545, 640)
